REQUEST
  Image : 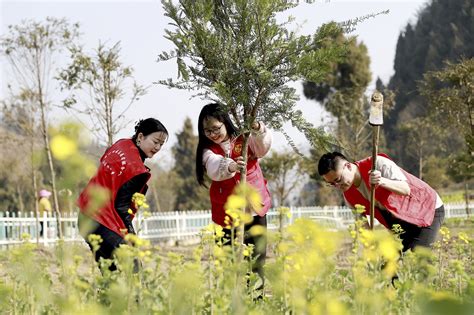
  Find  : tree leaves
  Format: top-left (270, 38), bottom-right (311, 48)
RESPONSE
top-left (158, 0), bottom-right (346, 152)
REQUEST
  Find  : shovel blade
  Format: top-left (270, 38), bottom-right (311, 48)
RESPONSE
top-left (369, 91), bottom-right (384, 126)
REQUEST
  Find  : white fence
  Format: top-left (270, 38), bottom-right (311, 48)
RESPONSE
top-left (0, 203), bottom-right (471, 247)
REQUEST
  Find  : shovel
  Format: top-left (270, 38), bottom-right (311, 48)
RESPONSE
top-left (368, 91), bottom-right (384, 230)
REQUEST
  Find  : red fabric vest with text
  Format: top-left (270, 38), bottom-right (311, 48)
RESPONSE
top-left (343, 154), bottom-right (437, 228)
top-left (77, 139), bottom-right (150, 237)
top-left (208, 136), bottom-right (271, 226)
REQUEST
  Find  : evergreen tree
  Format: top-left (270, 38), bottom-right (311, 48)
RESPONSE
top-left (386, 0), bottom-right (473, 172)
top-left (419, 58), bottom-right (473, 184)
top-left (172, 118), bottom-right (210, 211)
top-left (302, 34), bottom-right (374, 159)
top-left (158, 0), bottom-right (354, 172)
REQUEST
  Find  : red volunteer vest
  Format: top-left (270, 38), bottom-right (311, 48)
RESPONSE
top-left (343, 154), bottom-right (437, 228)
top-left (77, 139), bottom-right (150, 237)
top-left (208, 136), bottom-right (271, 226)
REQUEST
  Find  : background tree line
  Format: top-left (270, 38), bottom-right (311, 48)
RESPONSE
top-left (302, 0), bottom-right (473, 205)
top-left (0, 0), bottom-right (472, 214)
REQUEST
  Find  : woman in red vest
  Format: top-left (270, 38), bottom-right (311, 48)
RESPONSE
top-left (318, 151), bottom-right (445, 252)
top-left (78, 118), bottom-right (168, 270)
top-left (196, 103), bottom-right (272, 286)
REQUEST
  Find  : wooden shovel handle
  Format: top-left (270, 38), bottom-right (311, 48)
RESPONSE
top-left (370, 126), bottom-right (380, 230)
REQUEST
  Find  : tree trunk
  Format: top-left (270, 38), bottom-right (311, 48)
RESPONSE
top-left (29, 125), bottom-right (40, 245)
top-left (34, 45), bottom-right (62, 239)
top-left (465, 181), bottom-right (470, 218)
top-left (105, 68), bottom-right (114, 147)
top-left (418, 146), bottom-right (423, 180)
top-left (16, 184), bottom-right (25, 213)
top-left (33, 170), bottom-right (40, 245)
top-left (150, 181), bottom-right (161, 212)
top-left (237, 132), bottom-right (251, 246)
top-left (40, 105), bottom-right (62, 238)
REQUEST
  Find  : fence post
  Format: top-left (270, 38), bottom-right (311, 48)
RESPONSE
top-left (176, 212), bottom-right (181, 241)
top-left (182, 212), bottom-right (187, 239)
top-left (135, 212), bottom-right (142, 238)
top-left (5, 211), bottom-right (10, 240)
top-left (43, 211), bottom-right (48, 246)
top-left (0, 212), bottom-right (4, 241)
top-left (14, 212), bottom-right (19, 239)
top-left (18, 211), bottom-right (23, 239)
top-left (445, 204), bottom-right (451, 219)
top-left (143, 213), bottom-right (149, 237)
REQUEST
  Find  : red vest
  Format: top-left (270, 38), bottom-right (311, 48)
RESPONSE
top-left (208, 136), bottom-right (271, 226)
top-left (343, 154), bottom-right (437, 228)
top-left (78, 139), bottom-right (150, 237)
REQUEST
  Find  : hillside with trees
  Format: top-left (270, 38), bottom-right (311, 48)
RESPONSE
top-left (303, 0), bottom-right (472, 205)
top-left (385, 0), bottom-right (473, 180)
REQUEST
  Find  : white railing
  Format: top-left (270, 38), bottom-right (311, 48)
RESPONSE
top-left (0, 211), bottom-right (79, 247)
top-left (0, 203), bottom-right (471, 247)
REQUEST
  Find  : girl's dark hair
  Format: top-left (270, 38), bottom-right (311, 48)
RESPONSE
top-left (132, 118), bottom-right (168, 142)
top-left (195, 103), bottom-right (238, 186)
top-left (317, 151), bottom-right (348, 176)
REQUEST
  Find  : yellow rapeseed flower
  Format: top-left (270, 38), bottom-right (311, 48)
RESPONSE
top-left (458, 232), bottom-right (469, 244)
top-left (430, 291), bottom-right (457, 301)
top-left (51, 134), bottom-right (77, 160)
top-left (241, 212), bottom-right (253, 224)
top-left (84, 160), bottom-right (97, 178)
top-left (350, 230), bottom-right (357, 239)
top-left (202, 223), bottom-right (215, 234)
top-left (354, 204), bottom-right (366, 214)
top-left (278, 242), bottom-right (289, 254)
top-left (248, 225), bottom-right (266, 236)
top-left (248, 188), bottom-right (263, 213)
top-left (213, 246), bottom-right (225, 258)
top-left (225, 195), bottom-right (246, 210)
top-left (382, 261), bottom-right (398, 278)
top-left (379, 239), bottom-right (400, 261)
top-left (215, 225), bottom-right (225, 238)
top-left (439, 226), bottom-right (450, 237)
top-left (326, 299), bottom-right (347, 315)
top-left (132, 192), bottom-right (149, 209)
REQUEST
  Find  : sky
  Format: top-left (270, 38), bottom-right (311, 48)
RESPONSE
top-left (0, 0), bottom-right (429, 167)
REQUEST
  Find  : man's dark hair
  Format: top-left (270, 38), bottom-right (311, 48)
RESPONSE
top-left (318, 152), bottom-right (348, 175)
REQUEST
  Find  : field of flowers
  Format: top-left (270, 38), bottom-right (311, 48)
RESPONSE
top-left (0, 204), bottom-right (472, 315)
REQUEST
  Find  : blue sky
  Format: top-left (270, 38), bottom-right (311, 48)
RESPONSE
top-left (1, 0), bottom-right (428, 165)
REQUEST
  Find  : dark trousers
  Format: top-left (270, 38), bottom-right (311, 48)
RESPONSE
top-left (381, 205), bottom-right (445, 252)
top-left (222, 215), bottom-right (267, 286)
top-left (78, 213), bottom-right (126, 271)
